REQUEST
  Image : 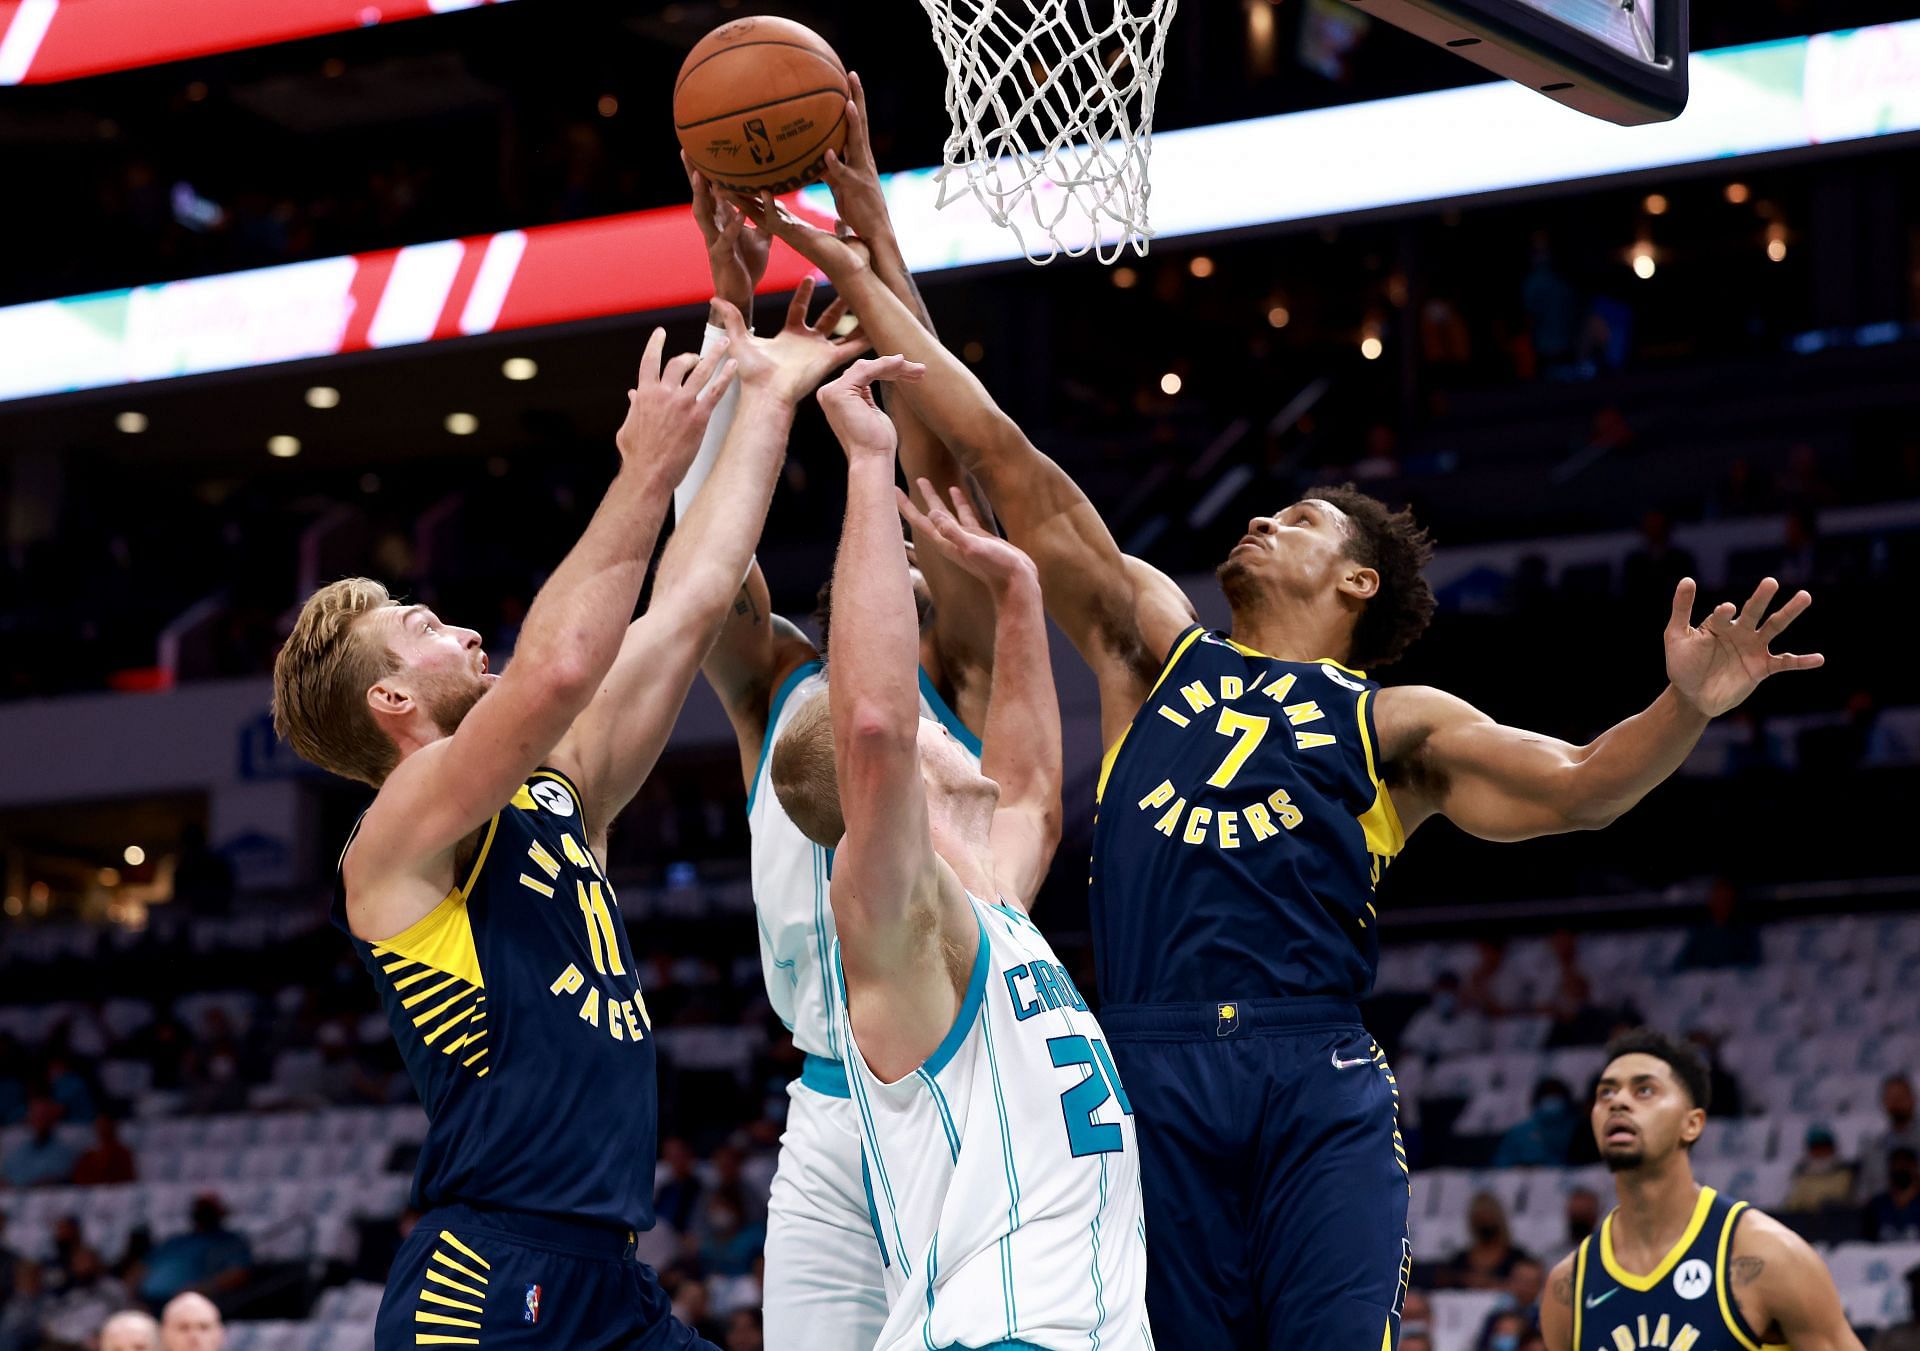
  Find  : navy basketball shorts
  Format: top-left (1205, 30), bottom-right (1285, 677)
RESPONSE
top-left (376, 1205), bottom-right (724, 1351)
top-left (1099, 997), bottom-right (1412, 1351)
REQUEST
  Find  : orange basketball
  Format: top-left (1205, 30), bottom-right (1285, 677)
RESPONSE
top-left (674, 16), bottom-right (850, 197)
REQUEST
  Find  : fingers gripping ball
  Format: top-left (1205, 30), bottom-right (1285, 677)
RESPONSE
top-left (674, 17), bottom-right (850, 197)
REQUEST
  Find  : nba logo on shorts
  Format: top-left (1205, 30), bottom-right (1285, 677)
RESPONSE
top-left (523, 1283), bottom-right (541, 1325)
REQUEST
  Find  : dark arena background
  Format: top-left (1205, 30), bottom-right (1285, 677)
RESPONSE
top-left (3, 2), bottom-right (1920, 1349)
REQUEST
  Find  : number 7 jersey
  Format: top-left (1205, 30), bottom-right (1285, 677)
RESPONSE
top-left (833, 892), bottom-right (1152, 1351)
top-left (1089, 626), bottom-right (1407, 1005)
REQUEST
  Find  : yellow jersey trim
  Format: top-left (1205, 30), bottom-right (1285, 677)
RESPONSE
top-left (1096, 625), bottom-right (1208, 804)
top-left (371, 814), bottom-right (497, 989)
top-left (1600, 1185), bottom-right (1716, 1292)
top-left (1572, 1236), bottom-right (1589, 1351)
top-left (1354, 689), bottom-right (1406, 857)
top-left (1220, 637), bottom-right (1369, 679)
top-left (1714, 1201), bottom-right (1790, 1351)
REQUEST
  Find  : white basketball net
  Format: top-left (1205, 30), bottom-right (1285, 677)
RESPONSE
top-left (919, 0), bottom-right (1179, 265)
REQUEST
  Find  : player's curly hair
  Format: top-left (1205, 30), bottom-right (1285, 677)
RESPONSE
top-left (1604, 1027), bottom-right (1712, 1114)
top-left (1303, 483), bottom-right (1436, 670)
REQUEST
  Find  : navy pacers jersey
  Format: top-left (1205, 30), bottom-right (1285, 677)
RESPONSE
top-left (332, 767), bottom-right (659, 1229)
top-left (1571, 1187), bottom-right (1788, 1351)
top-left (1089, 625), bottom-right (1406, 1005)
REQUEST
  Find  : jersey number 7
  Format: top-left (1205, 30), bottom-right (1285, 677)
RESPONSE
top-left (1049, 1035), bottom-right (1134, 1157)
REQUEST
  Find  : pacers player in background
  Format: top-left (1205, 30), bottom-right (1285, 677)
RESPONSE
top-left (1543, 1029), bottom-right (1862, 1351)
top-left (270, 293), bottom-right (864, 1348)
top-left (678, 78), bottom-right (1003, 1351)
top-left (768, 353), bottom-right (1149, 1351)
top-left (755, 199), bottom-right (1826, 1351)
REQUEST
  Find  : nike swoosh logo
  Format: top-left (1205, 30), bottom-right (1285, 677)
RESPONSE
top-left (1586, 1288), bottom-right (1621, 1309)
top-left (1331, 1052), bottom-right (1372, 1069)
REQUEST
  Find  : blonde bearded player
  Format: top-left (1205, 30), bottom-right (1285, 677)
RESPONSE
top-left (675, 77), bottom-right (1013, 1350)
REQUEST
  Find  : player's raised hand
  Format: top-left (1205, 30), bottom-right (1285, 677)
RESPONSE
top-left (1665, 576), bottom-right (1824, 718)
top-left (716, 280), bottom-right (868, 404)
top-left (817, 355), bottom-right (925, 460)
top-left (684, 152), bottom-right (770, 320)
top-left (896, 477), bottom-right (1036, 597)
top-left (747, 191), bottom-right (871, 280)
top-left (821, 73), bottom-right (897, 257)
top-left (614, 327), bottom-right (735, 478)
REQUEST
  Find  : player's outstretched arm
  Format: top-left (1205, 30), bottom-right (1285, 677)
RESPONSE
top-left (821, 76), bottom-right (1000, 725)
top-left (818, 357), bottom-right (981, 1083)
top-left (899, 478), bottom-right (1063, 908)
top-left (1377, 577), bottom-right (1823, 841)
top-left (1540, 1252), bottom-right (1577, 1351)
top-left (1734, 1209), bottom-right (1867, 1350)
top-left (554, 287), bottom-right (867, 848)
top-left (754, 198), bottom-right (1194, 745)
top-left (347, 331), bottom-right (733, 937)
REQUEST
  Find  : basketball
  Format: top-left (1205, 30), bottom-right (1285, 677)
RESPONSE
top-left (674, 16), bottom-right (849, 197)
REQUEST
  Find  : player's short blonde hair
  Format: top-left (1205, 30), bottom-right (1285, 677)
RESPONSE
top-left (770, 694), bottom-right (844, 848)
top-left (272, 577), bottom-right (404, 787)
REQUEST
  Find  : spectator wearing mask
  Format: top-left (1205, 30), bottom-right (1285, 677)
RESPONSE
top-left (1400, 1289), bottom-right (1433, 1351)
top-left (1783, 1124), bottom-right (1855, 1213)
top-left (1859, 1075), bottom-right (1920, 1203)
top-left (3, 1098), bottom-right (77, 1187)
top-left (1476, 1257), bottom-right (1545, 1351)
top-left (1564, 1187), bottom-right (1601, 1246)
top-left (654, 1137), bottom-right (704, 1234)
top-left (99, 1309), bottom-right (161, 1351)
top-left (160, 1291), bottom-right (225, 1351)
top-left (74, 1115), bottom-right (137, 1186)
top-left (1866, 1147), bottom-right (1920, 1242)
top-left (1495, 1079), bottom-right (1578, 1168)
top-left (696, 1188), bottom-right (765, 1278)
top-left (1440, 1192), bottom-right (1533, 1290)
top-left (132, 1195), bottom-right (252, 1305)
top-left (1869, 1264), bottom-right (1920, 1351)
top-left (1402, 972), bottom-right (1492, 1059)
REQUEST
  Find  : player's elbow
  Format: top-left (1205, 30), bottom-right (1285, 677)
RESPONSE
top-left (842, 704), bottom-right (918, 761)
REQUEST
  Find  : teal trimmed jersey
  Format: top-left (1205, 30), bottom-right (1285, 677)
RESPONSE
top-left (1088, 626), bottom-right (1406, 1005)
top-left (332, 767), bottom-right (659, 1229)
top-left (1571, 1187), bottom-right (1789, 1351)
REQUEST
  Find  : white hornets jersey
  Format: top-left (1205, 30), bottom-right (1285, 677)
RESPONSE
top-left (833, 893), bottom-right (1152, 1351)
top-left (747, 661), bottom-right (981, 1059)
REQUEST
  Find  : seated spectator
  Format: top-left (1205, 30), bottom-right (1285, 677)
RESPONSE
top-left (131, 1195), bottom-right (252, 1305)
top-left (160, 1290), bottom-right (225, 1351)
top-left (43, 1055), bottom-right (98, 1123)
top-left (696, 1188), bottom-right (765, 1279)
top-left (1400, 1288), bottom-right (1433, 1351)
top-left (39, 1243), bottom-right (132, 1347)
top-left (1858, 1074), bottom-right (1920, 1203)
top-left (1684, 1029), bottom-right (1744, 1118)
top-left (1440, 1192), bottom-right (1533, 1289)
top-left (726, 1307), bottom-right (763, 1351)
top-left (1479, 1310), bottom-right (1532, 1351)
top-left (3, 1097), bottom-right (77, 1187)
top-left (99, 1309), bottom-right (161, 1351)
top-left (1475, 1257), bottom-right (1546, 1351)
top-left (1674, 878), bottom-right (1762, 970)
top-left (1402, 972), bottom-right (1491, 1059)
top-left (1494, 1079), bottom-right (1577, 1168)
top-left (667, 1272), bottom-right (725, 1345)
top-left (655, 1137), bottom-right (704, 1233)
top-left (74, 1114), bottom-right (138, 1186)
top-left (1463, 940), bottom-right (1511, 1017)
top-left (1865, 1147), bottom-right (1920, 1242)
top-left (1870, 1263), bottom-right (1920, 1351)
top-left (1564, 1186), bottom-right (1601, 1246)
top-left (1782, 1124), bottom-right (1855, 1213)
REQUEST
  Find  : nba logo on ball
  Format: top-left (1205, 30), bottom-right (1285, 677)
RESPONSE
top-left (523, 1284), bottom-right (541, 1324)
top-left (1672, 1259), bottom-right (1712, 1300)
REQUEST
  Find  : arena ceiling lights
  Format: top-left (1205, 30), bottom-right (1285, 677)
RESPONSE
top-left (0, 19), bottom-right (1914, 405)
top-left (0, 0), bottom-right (515, 86)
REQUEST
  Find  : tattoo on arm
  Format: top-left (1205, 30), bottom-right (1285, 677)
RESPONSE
top-left (1731, 1257), bottom-right (1764, 1286)
top-left (1551, 1273), bottom-right (1574, 1306)
top-left (732, 586), bottom-right (763, 625)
